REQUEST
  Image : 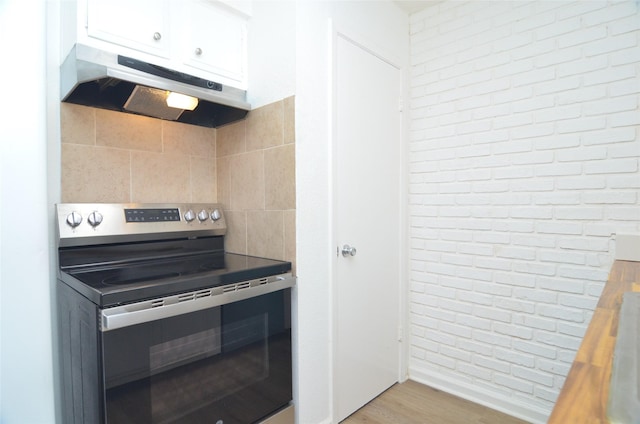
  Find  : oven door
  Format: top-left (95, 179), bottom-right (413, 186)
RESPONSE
top-left (100, 287), bottom-right (292, 424)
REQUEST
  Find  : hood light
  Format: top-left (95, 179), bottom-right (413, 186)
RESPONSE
top-left (166, 92), bottom-right (199, 110)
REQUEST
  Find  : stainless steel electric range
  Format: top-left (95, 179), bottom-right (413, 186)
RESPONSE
top-left (56, 203), bottom-right (295, 424)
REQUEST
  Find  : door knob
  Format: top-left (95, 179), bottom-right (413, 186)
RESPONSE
top-left (341, 244), bottom-right (357, 257)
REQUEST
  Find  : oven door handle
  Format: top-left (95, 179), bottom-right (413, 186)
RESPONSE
top-left (100, 274), bottom-right (295, 331)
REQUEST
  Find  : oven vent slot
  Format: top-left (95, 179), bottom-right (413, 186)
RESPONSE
top-left (258, 278), bottom-right (268, 285)
top-left (195, 290), bottom-right (212, 299)
top-left (222, 284), bottom-right (237, 293)
top-left (178, 293), bottom-right (195, 303)
top-left (222, 280), bottom-right (253, 293)
top-left (151, 299), bottom-right (164, 308)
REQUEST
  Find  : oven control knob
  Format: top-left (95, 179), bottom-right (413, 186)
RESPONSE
top-left (197, 210), bottom-right (208, 222)
top-left (66, 212), bottom-right (82, 228)
top-left (87, 211), bottom-right (103, 227)
top-left (184, 209), bottom-right (195, 222)
top-left (210, 209), bottom-right (221, 221)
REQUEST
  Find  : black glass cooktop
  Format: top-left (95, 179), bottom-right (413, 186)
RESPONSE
top-left (58, 252), bottom-right (291, 308)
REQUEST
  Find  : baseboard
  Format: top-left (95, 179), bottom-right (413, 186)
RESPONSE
top-left (409, 367), bottom-right (549, 424)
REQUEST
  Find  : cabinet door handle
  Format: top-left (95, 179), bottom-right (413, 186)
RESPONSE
top-left (195, 47), bottom-right (203, 56)
top-left (153, 32), bottom-right (162, 41)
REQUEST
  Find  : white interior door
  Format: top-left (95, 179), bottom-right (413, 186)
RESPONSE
top-left (333, 32), bottom-right (403, 422)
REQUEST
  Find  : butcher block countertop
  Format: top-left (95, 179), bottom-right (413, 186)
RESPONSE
top-left (548, 260), bottom-right (640, 424)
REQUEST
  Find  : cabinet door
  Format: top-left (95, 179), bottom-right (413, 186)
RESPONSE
top-left (87, 0), bottom-right (172, 58)
top-left (183, 1), bottom-right (247, 87)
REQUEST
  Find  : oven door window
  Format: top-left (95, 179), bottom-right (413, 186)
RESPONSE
top-left (101, 289), bottom-right (291, 424)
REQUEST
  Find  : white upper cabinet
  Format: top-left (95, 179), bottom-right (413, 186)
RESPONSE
top-left (78, 0), bottom-right (249, 89)
top-left (86, 0), bottom-right (172, 58)
top-left (183, 1), bottom-right (247, 86)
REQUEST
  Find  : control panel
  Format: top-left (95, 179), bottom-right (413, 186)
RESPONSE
top-left (124, 208), bottom-right (181, 223)
top-left (56, 203), bottom-right (227, 247)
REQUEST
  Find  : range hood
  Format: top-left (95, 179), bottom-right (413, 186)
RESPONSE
top-left (61, 44), bottom-right (250, 128)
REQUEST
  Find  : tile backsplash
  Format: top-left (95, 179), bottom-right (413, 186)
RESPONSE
top-left (61, 103), bottom-right (216, 203)
top-left (216, 97), bottom-right (296, 272)
top-left (61, 96), bottom-right (296, 272)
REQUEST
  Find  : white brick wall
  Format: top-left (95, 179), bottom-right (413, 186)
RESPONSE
top-left (408, 1), bottom-right (639, 422)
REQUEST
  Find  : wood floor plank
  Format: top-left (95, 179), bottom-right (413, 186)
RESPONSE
top-left (341, 380), bottom-right (529, 424)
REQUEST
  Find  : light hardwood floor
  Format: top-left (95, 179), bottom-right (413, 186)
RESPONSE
top-left (341, 380), bottom-right (530, 424)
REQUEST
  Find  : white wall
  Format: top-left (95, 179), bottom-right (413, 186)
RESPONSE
top-left (294, 2), bottom-right (334, 422)
top-left (0, 0), bottom-right (57, 422)
top-left (408, 1), bottom-right (640, 422)
top-left (247, 0), bottom-right (296, 108)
